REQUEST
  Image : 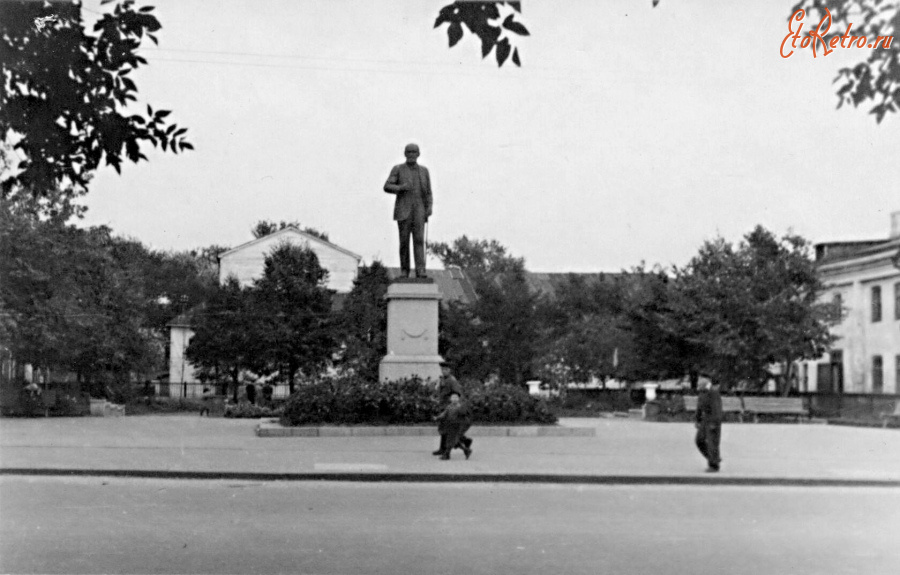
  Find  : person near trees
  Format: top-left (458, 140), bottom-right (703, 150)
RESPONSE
top-left (695, 379), bottom-right (724, 472)
top-left (433, 362), bottom-right (473, 457)
top-left (383, 143), bottom-right (433, 279)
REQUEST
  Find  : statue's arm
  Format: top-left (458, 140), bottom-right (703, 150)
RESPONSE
top-left (384, 166), bottom-right (406, 194)
top-left (423, 168), bottom-right (433, 218)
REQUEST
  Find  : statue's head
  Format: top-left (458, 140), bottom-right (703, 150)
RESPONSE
top-left (404, 143), bottom-right (420, 165)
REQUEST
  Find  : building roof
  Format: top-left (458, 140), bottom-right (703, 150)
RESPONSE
top-left (385, 267), bottom-right (478, 305)
top-left (815, 237), bottom-right (900, 275)
top-left (218, 226), bottom-right (362, 262)
top-left (523, 272), bottom-right (625, 299)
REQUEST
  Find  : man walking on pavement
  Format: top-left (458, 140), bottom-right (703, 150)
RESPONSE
top-left (695, 378), bottom-right (724, 472)
top-left (433, 361), bottom-right (473, 457)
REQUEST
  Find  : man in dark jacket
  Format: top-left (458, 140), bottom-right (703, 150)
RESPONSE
top-left (435, 392), bottom-right (473, 460)
top-left (433, 363), bottom-right (473, 456)
top-left (695, 379), bottom-right (724, 472)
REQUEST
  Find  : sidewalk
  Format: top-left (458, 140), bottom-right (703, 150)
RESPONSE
top-left (2, 415), bottom-right (900, 486)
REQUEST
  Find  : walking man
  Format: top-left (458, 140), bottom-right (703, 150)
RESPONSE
top-left (695, 379), bottom-right (723, 472)
top-left (433, 362), bottom-right (473, 457)
top-left (383, 143), bottom-right (433, 278)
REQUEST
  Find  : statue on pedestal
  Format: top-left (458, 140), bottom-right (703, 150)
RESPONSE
top-left (383, 143), bottom-right (433, 279)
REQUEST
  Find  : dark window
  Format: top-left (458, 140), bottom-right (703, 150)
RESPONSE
top-left (833, 292), bottom-right (842, 319)
top-left (831, 350), bottom-right (844, 394)
top-left (894, 282), bottom-right (900, 320)
top-left (896, 355), bottom-right (900, 394)
top-left (872, 356), bottom-right (883, 393)
top-left (872, 286), bottom-right (882, 322)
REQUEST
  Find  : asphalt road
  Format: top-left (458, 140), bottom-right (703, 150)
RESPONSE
top-left (2, 477), bottom-right (898, 575)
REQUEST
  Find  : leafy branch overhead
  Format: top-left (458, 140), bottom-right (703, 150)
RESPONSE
top-left (0, 0), bottom-right (192, 207)
top-left (434, 1), bottom-right (529, 67)
top-left (790, 0), bottom-right (900, 124)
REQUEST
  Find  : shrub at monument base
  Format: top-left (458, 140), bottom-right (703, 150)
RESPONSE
top-left (280, 375), bottom-right (557, 426)
top-left (224, 403), bottom-right (284, 419)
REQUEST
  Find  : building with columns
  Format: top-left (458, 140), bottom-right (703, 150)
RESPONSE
top-left (801, 212), bottom-right (900, 394)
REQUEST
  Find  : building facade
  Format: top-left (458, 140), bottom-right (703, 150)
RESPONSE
top-left (802, 212), bottom-right (900, 394)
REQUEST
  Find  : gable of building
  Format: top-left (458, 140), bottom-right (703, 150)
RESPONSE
top-left (218, 227), bottom-right (361, 292)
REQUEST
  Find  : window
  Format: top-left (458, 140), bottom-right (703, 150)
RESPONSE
top-left (896, 355), bottom-right (900, 394)
top-left (833, 292), bottom-right (842, 319)
top-left (872, 355), bottom-right (883, 393)
top-left (894, 282), bottom-right (900, 320)
top-left (871, 286), bottom-right (882, 322)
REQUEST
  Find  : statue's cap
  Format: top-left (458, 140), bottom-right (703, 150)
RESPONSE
top-left (404, 143), bottom-right (420, 153)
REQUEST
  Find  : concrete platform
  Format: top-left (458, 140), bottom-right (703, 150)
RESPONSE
top-left (2, 415), bottom-right (899, 486)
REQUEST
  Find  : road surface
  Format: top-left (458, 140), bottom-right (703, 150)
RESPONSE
top-left (2, 477), bottom-right (898, 574)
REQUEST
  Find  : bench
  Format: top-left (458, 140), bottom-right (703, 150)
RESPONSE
top-left (683, 395), bottom-right (745, 422)
top-left (881, 402), bottom-right (900, 428)
top-left (742, 396), bottom-right (808, 423)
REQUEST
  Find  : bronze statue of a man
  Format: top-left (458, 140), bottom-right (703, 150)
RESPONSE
top-left (383, 143), bottom-right (433, 278)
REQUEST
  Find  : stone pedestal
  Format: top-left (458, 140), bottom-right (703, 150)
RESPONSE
top-left (379, 279), bottom-right (444, 383)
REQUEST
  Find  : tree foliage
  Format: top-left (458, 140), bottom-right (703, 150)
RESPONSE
top-left (791, 0), bottom-right (900, 123)
top-left (251, 220), bottom-right (329, 242)
top-left (185, 277), bottom-right (256, 401)
top-left (535, 274), bottom-right (631, 387)
top-left (434, 1), bottom-right (896, 123)
top-left (434, 1), bottom-right (529, 67)
top-left (0, 0), bottom-right (191, 214)
top-left (251, 243), bottom-right (336, 392)
top-left (662, 226), bottom-right (839, 391)
top-left (428, 234), bottom-right (524, 275)
top-left (0, 208), bottom-right (218, 396)
top-left (0, 211), bottom-right (158, 394)
top-left (431, 235), bottom-right (538, 385)
top-left (336, 260), bottom-right (391, 381)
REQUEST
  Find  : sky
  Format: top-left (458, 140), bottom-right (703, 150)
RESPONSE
top-left (76, 0), bottom-right (900, 273)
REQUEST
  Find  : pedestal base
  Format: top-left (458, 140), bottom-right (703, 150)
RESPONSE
top-left (379, 355), bottom-right (443, 383)
top-left (379, 280), bottom-right (443, 383)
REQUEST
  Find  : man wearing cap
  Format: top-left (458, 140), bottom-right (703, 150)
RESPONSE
top-left (383, 143), bottom-right (433, 278)
top-left (433, 362), bottom-right (473, 457)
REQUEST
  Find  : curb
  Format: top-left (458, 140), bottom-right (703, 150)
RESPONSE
top-left (3, 468), bottom-right (899, 488)
top-left (255, 423), bottom-right (596, 438)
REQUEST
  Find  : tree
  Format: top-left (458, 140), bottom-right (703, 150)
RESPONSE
top-left (663, 226), bottom-right (839, 392)
top-left (534, 274), bottom-right (631, 388)
top-left (141, 249), bottom-right (218, 333)
top-left (621, 266), bottom-right (698, 383)
top-left (185, 277), bottom-right (256, 401)
top-left (430, 235), bottom-right (537, 384)
top-left (791, 0), bottom-right (900, 123)
top-left (252, 220), bottom-right (329, 242)
top-left (252, 243), bottom-right (336, 392)
top-left (0, 210), bottom-right (160, 396)
top-left (427, 235), bottom-right (524, 275)
top-left (336, 260), bottom-right (391, 380)
top-left (0, 0), bottom-right (191, 215)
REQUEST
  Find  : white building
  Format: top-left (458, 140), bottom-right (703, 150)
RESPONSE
top-left (801, 212), bottom-right (900, 395)
top-left (167, 227), bottom-right (362, 398)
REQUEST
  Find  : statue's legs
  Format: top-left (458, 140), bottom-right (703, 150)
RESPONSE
top-left (397, 204), bottom-right (427, 277)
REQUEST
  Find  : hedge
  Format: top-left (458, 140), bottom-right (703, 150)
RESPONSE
top-left (280, 375), bottom-right (557, 426)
